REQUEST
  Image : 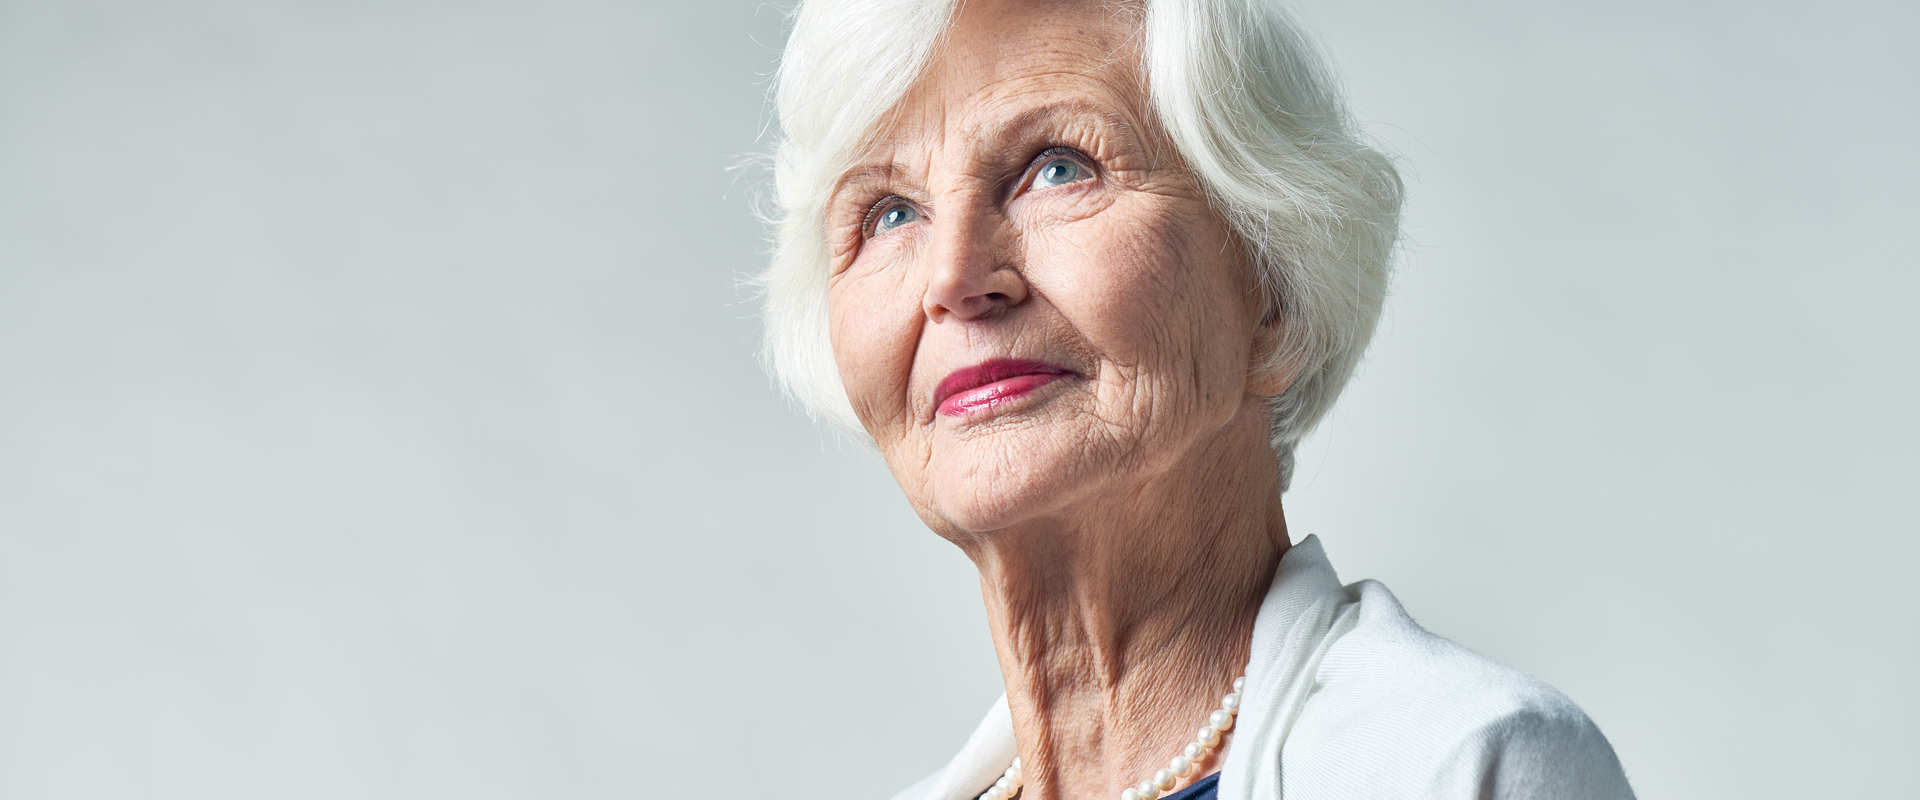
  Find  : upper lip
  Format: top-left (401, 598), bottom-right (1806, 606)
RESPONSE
top-left (933, 358), bottom-right (1073, 410)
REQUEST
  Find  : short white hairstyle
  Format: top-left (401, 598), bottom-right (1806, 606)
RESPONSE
top-left (759, 0), bottom-right (1402, 489)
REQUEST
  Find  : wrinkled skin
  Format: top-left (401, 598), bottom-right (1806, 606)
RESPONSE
top-left (825, 0), bottom-right (1297, 797)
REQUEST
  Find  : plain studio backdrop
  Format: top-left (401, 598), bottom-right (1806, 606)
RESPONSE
top-left (2, 0), bottom-right (1915, 797)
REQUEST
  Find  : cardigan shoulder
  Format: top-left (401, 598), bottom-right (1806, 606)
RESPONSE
top-left (1279, 579), bottom-right (1635, 799)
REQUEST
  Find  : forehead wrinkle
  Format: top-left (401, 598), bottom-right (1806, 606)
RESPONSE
top-left (834, 24), bottom-right (1157, 204)
top-left (836, 101), bottom-right (956, 200)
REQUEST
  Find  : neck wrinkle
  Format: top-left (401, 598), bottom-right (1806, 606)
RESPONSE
top-left (963, 406), bottom-right (1291, 800)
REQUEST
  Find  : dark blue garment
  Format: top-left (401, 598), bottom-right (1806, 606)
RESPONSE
top-left (990, 770), bottom-right (1220, 800)
top-left (997, 773), bottom-right (1218, 800)
top-left (1162, 772), bottom-right (1220, 800)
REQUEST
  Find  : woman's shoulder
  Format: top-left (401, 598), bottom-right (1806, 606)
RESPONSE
top-left (1314, 578), bottom-right (1588, 721)
top-left (1282, 578), bottom-right (1635, 799)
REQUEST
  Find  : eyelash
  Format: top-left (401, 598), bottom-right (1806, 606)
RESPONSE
top-left (1026, 146), bottom-right (1092, 180)
top-left (855, 146), bottom-right (1096, 239)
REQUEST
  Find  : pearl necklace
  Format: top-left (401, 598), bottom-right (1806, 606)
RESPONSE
top-left (978, 676), bottom-right (1246, 800)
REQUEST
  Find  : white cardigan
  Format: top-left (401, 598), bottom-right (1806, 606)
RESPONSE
top-left (891, 536), bottom-right (1636, 800)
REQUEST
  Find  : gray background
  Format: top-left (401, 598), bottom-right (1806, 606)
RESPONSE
top-left (1, 0), bottom-right (1914, 797)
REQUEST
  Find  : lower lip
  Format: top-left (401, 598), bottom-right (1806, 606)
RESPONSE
top-left (938, 373), bottom-right (1065, 417)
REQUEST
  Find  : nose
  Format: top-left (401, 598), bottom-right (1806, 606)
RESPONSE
top-left (921, 208), bottom-right (1029, 323)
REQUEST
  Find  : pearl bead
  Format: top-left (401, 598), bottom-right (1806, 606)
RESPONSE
top-left (977, 672), bottom-right (1244, 800)
top-left (979, 755), bottom-right (1024, 800)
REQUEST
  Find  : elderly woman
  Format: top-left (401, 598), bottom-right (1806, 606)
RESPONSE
top-left (759, 0), bottom-right (1635, 798)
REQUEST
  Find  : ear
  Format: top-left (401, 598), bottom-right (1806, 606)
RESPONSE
top-left (1247, 311), bottom-right (1301, 398)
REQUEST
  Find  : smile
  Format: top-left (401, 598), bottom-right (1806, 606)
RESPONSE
top-left (933, 358), bottom-right (1073, 418)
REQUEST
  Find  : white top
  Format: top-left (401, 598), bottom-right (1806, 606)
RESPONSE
top-left (891, 536), bottom-right (1635, 800)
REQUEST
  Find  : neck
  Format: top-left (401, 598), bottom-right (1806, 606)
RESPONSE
top-left (956, 409), bottom-right (1290, 800)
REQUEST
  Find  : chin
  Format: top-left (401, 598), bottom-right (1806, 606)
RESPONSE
top-left (923, 437), bottom-right (1106, 535)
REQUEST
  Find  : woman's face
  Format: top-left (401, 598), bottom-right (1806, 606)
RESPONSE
top-left (826, 0), bottom-right (1286, 537)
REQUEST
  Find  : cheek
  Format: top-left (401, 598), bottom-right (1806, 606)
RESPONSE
top-left (828, 265), bottom-right (925, 438)
top-left (1035, 201), bottom-right (1248, 369)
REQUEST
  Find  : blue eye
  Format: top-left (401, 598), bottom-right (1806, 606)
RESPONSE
top-left (870, 201), bottom-right (919, 235)
top-left (1032, 157), bottom-right (1083, 189)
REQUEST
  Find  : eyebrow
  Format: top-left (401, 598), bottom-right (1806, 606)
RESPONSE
top-left (971, 98), bottom-right (1138, 154)
top-left (831, 99), bottom-right (1143, 199)
top-left (834, 162), bottom-right (912, 200)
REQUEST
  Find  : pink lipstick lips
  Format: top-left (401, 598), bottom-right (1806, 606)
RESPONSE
top-left (934, 358), bottom-right (1072, 418)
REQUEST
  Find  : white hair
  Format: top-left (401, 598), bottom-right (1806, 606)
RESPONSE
top-left (759, 0), bottom-right (1402, 490)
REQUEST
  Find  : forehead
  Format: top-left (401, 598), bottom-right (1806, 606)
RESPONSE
top-left (873, 0), bottom-right (1146, 151)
